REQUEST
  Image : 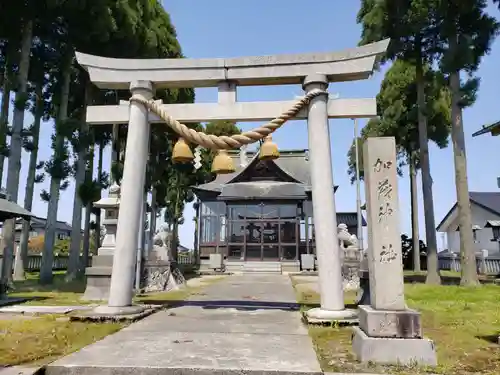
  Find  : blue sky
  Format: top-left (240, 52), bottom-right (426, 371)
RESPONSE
top-left (2, 0), bottom-right (500, 250)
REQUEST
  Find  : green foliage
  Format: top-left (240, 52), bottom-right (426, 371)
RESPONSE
top-left (54, 238), bottom-right (71, 254)
top-left (357, 0), bottom-right (441, 64)
top-left (199, 120), bottom-right (241, 179)
top-left (377, 60), bottom-right (451, 154)
top-left (437, 1), bottom-right (498, 76)
top-left (346, 60), bottom-right (452, 184)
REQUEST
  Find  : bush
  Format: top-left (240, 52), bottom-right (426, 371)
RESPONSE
top-left (401, 234), bottom-right (428, 270)
top-left (28, 236), bottom-right (71, 255)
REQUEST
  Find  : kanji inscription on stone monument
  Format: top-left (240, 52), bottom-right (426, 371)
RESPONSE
top-left (363, 137), bottom-right (405, 311)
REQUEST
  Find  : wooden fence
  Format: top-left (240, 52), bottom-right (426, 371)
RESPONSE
top-left (0, 252), bottom-right (198, 273)
top-left (438, 254), bottom-right (500, 275)
top-left (1, 252), bottom-right (498, 275)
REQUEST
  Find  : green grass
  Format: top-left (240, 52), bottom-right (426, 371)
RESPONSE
top-left (0, 315), bottom-right (124, 366)
top-left (7, 271), bottom-right (95, 306)
top-left (135, 275), bottom-right (226, 304)
top-left (291, 275), bottom-right (500, 375)
top-left (8, 272), bottom-right (225, 306)
top-left (1, 272), bottom-right (225, 367)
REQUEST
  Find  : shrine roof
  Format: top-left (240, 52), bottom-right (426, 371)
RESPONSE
top-left (193, 149), bottom-right (339, 198)
top-left (218, 181), bottom-right (307, 201)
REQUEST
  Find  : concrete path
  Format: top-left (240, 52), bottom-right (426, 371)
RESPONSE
top-left (46, 274), bottom-right (323, 375)
top-left (0, 366), bottom-right (41, 375)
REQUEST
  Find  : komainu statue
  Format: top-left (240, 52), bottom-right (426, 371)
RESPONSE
top-left (142, 224), bottom-right (186, 293)
top-left (337, 223), bottom-right (359, 249)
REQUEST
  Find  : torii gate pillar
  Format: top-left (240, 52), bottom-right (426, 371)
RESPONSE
top-left (303, 74), bottom-right (356, 322)
top-left (95, 81), bottom-right (153, 314)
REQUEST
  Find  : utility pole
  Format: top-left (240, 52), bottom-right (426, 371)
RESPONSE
top-left (354, 118), bottom-right (364, 250)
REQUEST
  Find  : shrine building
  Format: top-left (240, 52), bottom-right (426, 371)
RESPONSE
top-left (193, 149), bottom-right (366, 272)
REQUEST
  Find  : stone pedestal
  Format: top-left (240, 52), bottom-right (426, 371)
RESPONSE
top-left (352, 137), bottom-right (437, 366)
top-left (82, 184), bottom-right (120, 301)
top-left (139, 227), bottom-right (186, 293)
top-left (300, 254), bottom-right (315, 271)
top-left (342, 248), bottom-right (361, 291)
top-left (358, 305), bottom-right (422, 338)
top-left (141, 259), bottom-right (186, 293)
top-left (352, 327), bottom-right (437, 366)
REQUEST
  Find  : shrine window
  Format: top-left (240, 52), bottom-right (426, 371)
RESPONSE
top-left (200, 201), bottom-right (225, 244)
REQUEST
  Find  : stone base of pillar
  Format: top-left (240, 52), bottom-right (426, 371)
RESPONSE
top-left (92, 304), bottom-right (146, 316)
top-left (70, 304), bottom-right (159, 323)
top-left (81, 254), bottom-right (113, 301)
top-left (352, 326), bottom-right (437, 366)
top-left (358, 305), bottom-right (422, 338)
top-left (352, 305), bottom-right (437, 366)
top-left (305, 307), bottom-right (358, 324)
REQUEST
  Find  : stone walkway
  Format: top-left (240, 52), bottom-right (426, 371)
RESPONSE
top-left (46, 274), bottom-right (322, 375)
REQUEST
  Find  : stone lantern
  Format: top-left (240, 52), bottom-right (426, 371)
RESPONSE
top-left (82, 184), bottom-right (121, 301)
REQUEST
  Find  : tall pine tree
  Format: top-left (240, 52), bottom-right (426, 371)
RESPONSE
top-left (436, 0), bottom-right (498, 286)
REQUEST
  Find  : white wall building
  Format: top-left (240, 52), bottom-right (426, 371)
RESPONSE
top-left (437, 192), bottom-right (500, 256)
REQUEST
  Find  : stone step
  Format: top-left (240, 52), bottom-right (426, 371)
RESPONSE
top-left (242, 262), bottom-right (282, 274)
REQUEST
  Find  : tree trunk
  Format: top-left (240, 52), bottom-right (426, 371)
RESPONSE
top-left (415, 55), bottom-right (441, 285)
top-left (94, 139), bottom-right (104, 249)
top-left (0, 46), bottom-right (12, 189)
top-left (111, 123), bottom-right (119, 182)
top-left (172, 221), bottom-right (179, 263)
top-left (171, 188), bottom-right (181, 262)
top-left (409, 154), bottom-right (421, 272)
top-left (81, 204), bottom-right (92, 273)
top-left (193, 199), bottom-right (200, 264)
top-left (149, 187), bottom-right (157, 254)
top-left (449, 68), bottom-right (478, 285)
top-left (13, 82), bottom-right (43, 281)
top-left (40, 52), bottom-right (72, 285)
top-left (80, 143), bottom-right (94, 275)
top-left (67, 81), bottom-right (91, 281)
top-left (0, 20), bottom-right (33, 285)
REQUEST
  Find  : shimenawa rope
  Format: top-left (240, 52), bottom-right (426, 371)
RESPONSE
top-left (129, 89), bottom-right (327, 150)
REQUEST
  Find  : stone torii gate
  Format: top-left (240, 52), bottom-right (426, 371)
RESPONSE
top-left (76, 39), bottom-right (389, 320)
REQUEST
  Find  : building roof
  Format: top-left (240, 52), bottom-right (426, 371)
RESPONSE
top-left (337, 212), bottom-right (367, 227)
top-left (0, 216), bottom-right (74, 232)
top-left (472, 120), bottom-right (500, 137)
top-left (219, 181), bottom-right (307, 200)
top-left (436, 192), bottom-right (500, 231)
top-left (0, 198), bottom-right (33, 221)
top-left (193, 149), bottom-right (338, 198)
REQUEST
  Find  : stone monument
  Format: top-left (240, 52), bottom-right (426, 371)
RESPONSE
top-left (352, 137), bottom-right (437, 366)
top-left (141, 224), bottom-right (186, 293)
top-left (82, 184), bottom-right (121, 301)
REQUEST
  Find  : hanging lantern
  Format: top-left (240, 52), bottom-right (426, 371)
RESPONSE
top-left (211, 150), bottom-right (235, 174)
top-left (259, 135), bottom-right (280, 160)
top-left (172, 138), bottom-right (194, 163)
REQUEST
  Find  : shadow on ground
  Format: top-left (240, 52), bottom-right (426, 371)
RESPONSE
top-left (143, 299), bottom-right (302, 311)
top-left (475, 334), bottom-right (500, 344)
top-left (11, 273), bottom-right (86, 294)
top-left (0, 296), bottom-right (50, 307)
